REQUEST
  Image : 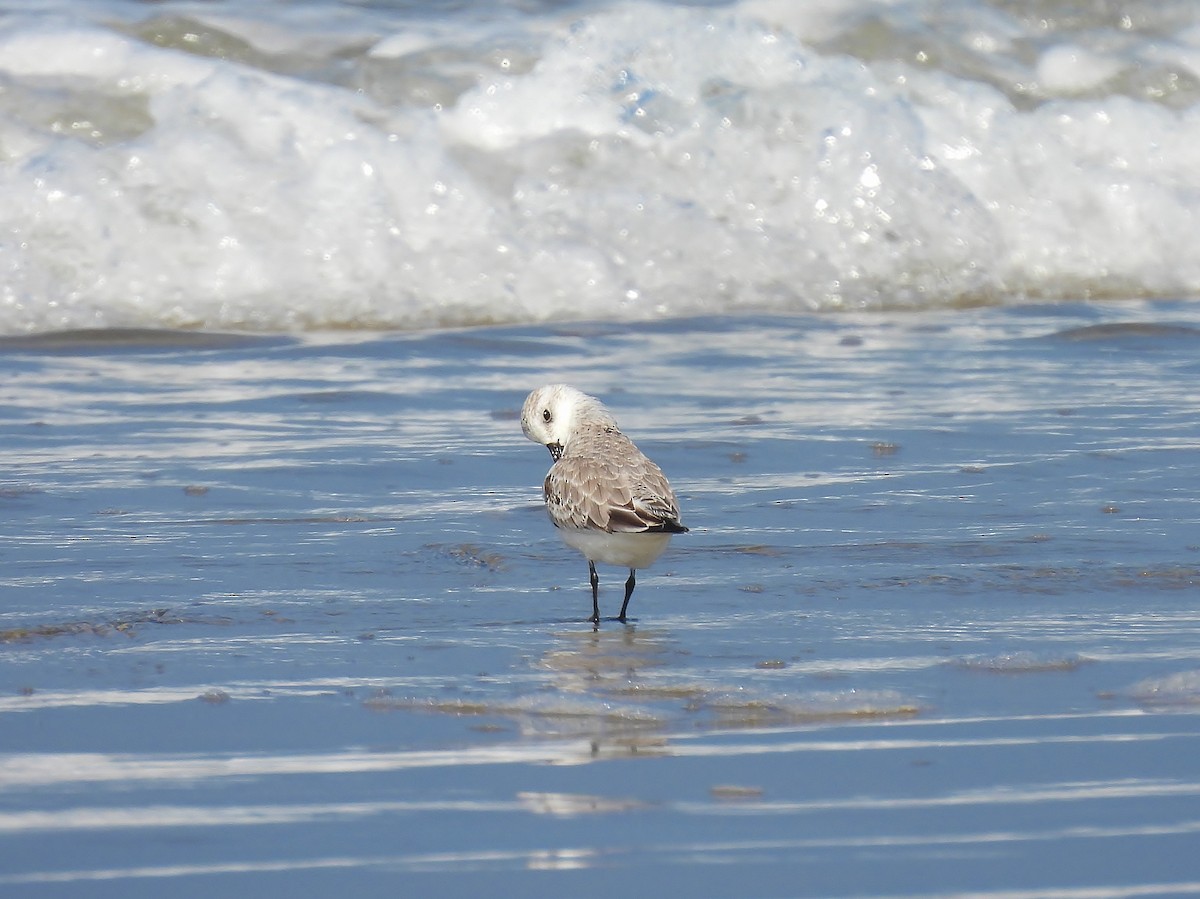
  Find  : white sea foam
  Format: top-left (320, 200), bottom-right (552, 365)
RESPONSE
top-left (1, 0), bottom-right (1199, 334)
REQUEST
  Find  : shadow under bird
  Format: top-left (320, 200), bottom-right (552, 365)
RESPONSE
top-left (521, 384), bottom-right (688, 624)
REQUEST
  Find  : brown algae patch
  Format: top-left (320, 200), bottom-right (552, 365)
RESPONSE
top-left (701, 688), bottom-right (923, 728)
top-left (1, 622), bottom-right (112, 643)
top-left (603, 681), bottom-right (711, 701)
top-left (710, 784), bottom-right (765, 801)
top-left (953, 652), bottom-right (1090, 674)
top-left (1114, 566), bottom-right (1200, 590)
top-left (427, 543), bottom-right (507, 572)
top-left (0, 608), bottom-right (190, 643)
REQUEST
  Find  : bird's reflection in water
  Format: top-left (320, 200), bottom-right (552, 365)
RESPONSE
top-left (527, 625), bottom-right (683, 756)
top-left (540, 625), bottom-right (671, 683)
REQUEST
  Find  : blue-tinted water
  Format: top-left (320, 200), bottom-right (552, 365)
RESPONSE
top-left (2, 301), bottom-right (1199, 895)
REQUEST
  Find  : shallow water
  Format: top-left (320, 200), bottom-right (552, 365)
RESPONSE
top-left (2, 299), bottom-right (1200, 896)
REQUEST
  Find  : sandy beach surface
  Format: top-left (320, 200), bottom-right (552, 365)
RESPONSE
top-left (2, 300), bottom-right (1199, 897)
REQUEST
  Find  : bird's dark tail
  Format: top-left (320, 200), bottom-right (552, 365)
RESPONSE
top-left (654, 519), bottom-right (689, 534)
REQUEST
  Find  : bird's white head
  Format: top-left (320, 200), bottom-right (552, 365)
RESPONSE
top-left (521, 384), bottom-right (617, 461)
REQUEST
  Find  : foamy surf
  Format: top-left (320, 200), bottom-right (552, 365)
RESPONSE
top-left (2, 0), bottom-right (1200, 334)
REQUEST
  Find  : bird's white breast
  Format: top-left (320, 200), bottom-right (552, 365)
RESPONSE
top-left (557, 527), bottom-right (674, 569)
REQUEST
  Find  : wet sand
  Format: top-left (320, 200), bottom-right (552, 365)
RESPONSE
top-left (2, 300), bottom-right (1200, 896)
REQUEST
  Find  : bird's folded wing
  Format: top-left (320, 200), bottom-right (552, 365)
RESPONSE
top-left (545, 454), bottom-right (684, 534)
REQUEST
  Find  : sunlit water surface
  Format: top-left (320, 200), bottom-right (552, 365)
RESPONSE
top-left (2, 301), bottom-right (1200, 896)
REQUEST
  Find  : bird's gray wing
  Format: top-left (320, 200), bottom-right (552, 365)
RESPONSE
top-left (544, 439), bottom-right (685, 534)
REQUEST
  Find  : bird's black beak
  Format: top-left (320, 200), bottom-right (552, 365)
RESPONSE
top-left (546, 442), bottom-right (563, 461)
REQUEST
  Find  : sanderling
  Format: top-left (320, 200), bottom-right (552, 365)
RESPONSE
top-left (521, 384), bottom-right (687, 624)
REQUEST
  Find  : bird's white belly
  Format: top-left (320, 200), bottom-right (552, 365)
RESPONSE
top-left (557, 528), bottom-right (673, 569)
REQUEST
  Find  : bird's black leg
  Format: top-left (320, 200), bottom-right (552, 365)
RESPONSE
top-left (618, 569), bottom-right (636, 622)
top-left (588, 561), bottom-right (600, 624)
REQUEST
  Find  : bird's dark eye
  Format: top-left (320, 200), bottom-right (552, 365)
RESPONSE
top-left (542, 408), bottom-right (552, 422)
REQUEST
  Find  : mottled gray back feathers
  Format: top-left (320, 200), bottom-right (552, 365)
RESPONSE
top-left (543, 425), bottom-right (686, 534)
